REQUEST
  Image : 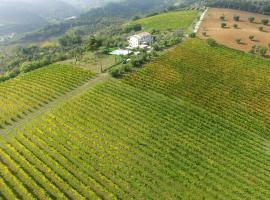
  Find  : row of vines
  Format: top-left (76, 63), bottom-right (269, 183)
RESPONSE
top-left (124, 38), bottom-right (270, 138)
top-left (0, 79), bottom-right (269, 199)
top-left (0, 38), bottom-right (269, 199)
top-left (0, 64), bottom-right (94, 128)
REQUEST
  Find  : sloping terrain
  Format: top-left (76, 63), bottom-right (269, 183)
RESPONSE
top-left (0, 39), bottom-right (269, 199)
top-left (198, 8), bottom-right (270, 55)
top-left (129, 10), bottom-right (199, 31)
top-left (0, 64), bottom-right (94, 129)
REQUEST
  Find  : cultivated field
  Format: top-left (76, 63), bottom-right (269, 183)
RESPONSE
top-left (198, 8), bottom-right (270, 55)
top-left (0, 39), bottom-right (269, 199)
top-left (130, 10), bottom-right (199, 32)
top-left (0, 64), bottom-right (94, 129)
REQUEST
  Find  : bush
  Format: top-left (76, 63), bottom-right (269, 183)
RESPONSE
top-left (109, 67), bottom-right (123, 78)
top-left (235, 38), bottom-right (242, 44)
top-left (20, 59), bottom-right (52, 73)
top-left (206, 38), bottom-right (217, 46)
top-left (248, 16), bottom-right (255, 23)
top-left (261, 19), bottom-right (269, 25)
top-left (220, 15), bottom-right (225, 21)
top-left (123, 24), bottom-right (142, 33)
top-left (258, 26), bottom-right (264, 31)
top-left (258, 46), bottom-right (268, 56)
top-left (233, 24), bottom-right (238, 29)
top-left (221, 23), bottom-right (227, 28)
top-left (233, 15), bottom-right (240, 21)
top-left (249, 35), bottom-right (255, 41)
top-left (189, 33), bottom-right (196, 38)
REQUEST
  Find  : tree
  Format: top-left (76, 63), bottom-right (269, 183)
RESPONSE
top-left (249, 35), bottom-right (255, 41)
top-left (248, 16), bottom-right (255, 23)
top-left (85, 36), bottom-right (102, 51)
top-left (221, 23), bottom-right (227, 28)
top-left (189, 33), bottom-right (196, 38)
top-left (124, 24), bottom-right (142, 33)
top-left (258, 46), bottom-right (268, 57)
top-left (71, 46), bottom-right (84, 62)
top-left (206, 38), bottom-right (217, 46)
top-left (258, 26), bottom-right (264, 32)
top-left (233, 24), bottom-right (238, 29)
top-left (59, 34), bottom-right (82, 47)
top-left (261, 19), bottom-right (269, 25)
top-left (235, 38), bottom-right (242, 44)
top-left (249, 45), bottom-right (257, 54)
top-left (233, 15), bottom-right (240, 22)
top-left (220, 14), bottom-right (225, 21)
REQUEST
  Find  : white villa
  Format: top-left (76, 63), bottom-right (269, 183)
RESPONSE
top-left (128, 32), bottom-right (153, 48)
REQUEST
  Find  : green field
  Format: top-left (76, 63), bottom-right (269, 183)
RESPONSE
top-left (59, 52), bottom-right (118, 73)
top-left (129, 10), bottom-right (199, 31)
top-left (0, 64), bottom-right (94, 128)
top-left (0, 39), bottom-right (269, 199)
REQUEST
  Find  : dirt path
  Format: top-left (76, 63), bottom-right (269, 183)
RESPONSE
top-left (0, 73), bottom-right (110, 136)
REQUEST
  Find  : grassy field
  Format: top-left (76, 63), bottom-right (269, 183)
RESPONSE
top-left (198, 8), bottom-right (270, 55)
top-left (0, 39), bottom-right (269, 199)
top-left (129, 10), bottom-right (199, 32)
top-left (59, 52), bottom-right (118, 73)
top-left (0, 64), bottom-right (94, 129)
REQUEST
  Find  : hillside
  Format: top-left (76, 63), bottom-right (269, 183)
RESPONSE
top-left (0, 0), bottom-right (80, 36)
top-left (0, 1), bottom-right (47, 35)
top-left (62, 0), bottom-right (122, 11)
top-left (0, 39), bottom-right (269, 199)
top-left (198, 8), bottom-right (270, 55)
top-left (129, 10), bottom-right (199, 31)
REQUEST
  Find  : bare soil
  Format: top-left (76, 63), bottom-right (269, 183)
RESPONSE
top-left (198, 8), bottom-right (270, 55)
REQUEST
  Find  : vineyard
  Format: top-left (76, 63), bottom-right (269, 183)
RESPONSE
top-left (0, 64), bottom-right (94, 129)
top-left (0, 38), bottom-right (269, 199)
top-left (124, 39), bottom-right (270, 137)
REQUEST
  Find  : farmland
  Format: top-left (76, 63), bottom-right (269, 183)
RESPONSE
top-left (0, 38), bottom-right (269, 199)
top-left (0, 64), bottom-right (94, 129)
top-left (198, 8), bottom-right (270, 55)
top-left (129, 10), bottom-right (199, 32)
top-left (59, 51), bottom-right (118, 73)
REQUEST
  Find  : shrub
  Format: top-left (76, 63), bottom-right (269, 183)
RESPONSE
top-left (220, 14), bottom-right (225, 21)
top-left (248, 16), bottom-right (255, 23)
top-left (206, 38), bottom-right (217, 46)
top-left (249, 35), bottom-right (255, 41)
top-left (249, 45), bottom-right (257, 54)
top-left (258, 26), bottom-right (264, 31)
top-left (109, 66), bottom-right (123, 78)
top-left (233, 24), bottom-right (238, 29)
top-left (189, 33), bottom-right (196, 38)
top-left (258, 46), bottom-right (268, 57)
top-left (233, 15), bottom-right (240, 21)
top-left (124, 24), bottom-right (142, 33)
top-left (202, 32), bottom-right (207, 37)
top-left (221, 23), bottom-right (227, 28)
top-left (235, 38), bottom-right (242, 44)
top-left (261, 19), bottom-right (269, 25)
